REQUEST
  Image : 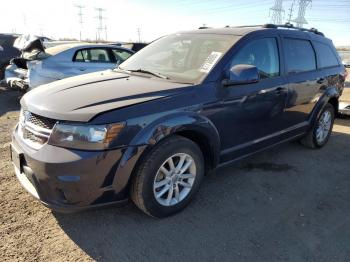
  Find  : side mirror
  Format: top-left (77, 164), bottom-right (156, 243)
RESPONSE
top-left (0, 45), bottom-right (3, 52)
top-left (343, 61), bottom-right (350, 68)
top-left (223, 64), bottom-right (259, 86)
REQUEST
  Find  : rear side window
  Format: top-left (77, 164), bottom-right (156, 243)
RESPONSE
top-left (74, 48), bottom-right (111, 63)
top-left (284, 38), bottom-right (316, 73)
top-left (230, 38), bottom-right (280, 79)
top-left (314, 42), bottom-right (339, 68)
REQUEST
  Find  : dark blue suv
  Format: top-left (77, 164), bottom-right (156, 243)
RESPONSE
top-left (11, 24), bottom-right (346, 217)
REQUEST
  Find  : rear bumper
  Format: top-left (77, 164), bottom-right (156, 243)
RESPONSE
top-left (339, 102), bottom-right (350, 115)
top-left (11, 127), bottom-right (143, 212)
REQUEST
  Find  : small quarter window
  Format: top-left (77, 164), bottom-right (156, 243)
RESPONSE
top-left (314, 42), bottom-right (339, 68)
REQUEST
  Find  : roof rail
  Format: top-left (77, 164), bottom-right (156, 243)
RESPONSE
top-left (263, 23), bottom-right (325, 36)
top-left (227, 23), bottom-right (325, 37)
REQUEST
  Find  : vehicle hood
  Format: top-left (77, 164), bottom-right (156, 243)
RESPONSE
top-left (21, 70), bottom-right (190, 122)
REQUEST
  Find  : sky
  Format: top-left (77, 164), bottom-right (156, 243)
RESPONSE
top-left (0, 0), bottom-right (349, 46)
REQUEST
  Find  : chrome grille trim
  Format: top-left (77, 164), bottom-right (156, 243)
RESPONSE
top-left (18, 110), bottom-right (57, 149)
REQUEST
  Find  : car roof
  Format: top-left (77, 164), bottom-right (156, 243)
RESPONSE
top-left (178, 25), bottom-right (333, 45)
top-left (45, 43), bottom-right (134, 56)
top-left (178, 26), bottom-right (261, 36)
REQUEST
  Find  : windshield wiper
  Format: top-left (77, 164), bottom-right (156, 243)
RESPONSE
top-left (121, 68), bottom-right (169, 79)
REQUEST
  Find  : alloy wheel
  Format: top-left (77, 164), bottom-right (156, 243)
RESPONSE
top-left (316, 110), bottom-right (332, 144)
top-left (153, 153), bottom-right (196, 207)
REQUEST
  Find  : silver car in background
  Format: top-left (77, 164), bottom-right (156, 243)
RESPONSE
top-left (6, 42), bottom-right (134, 90)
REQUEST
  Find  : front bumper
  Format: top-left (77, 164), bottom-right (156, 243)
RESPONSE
top-left (11, 127), bottom-right (140, 212)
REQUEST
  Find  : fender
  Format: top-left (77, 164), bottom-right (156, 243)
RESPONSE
top-left (309, 86), bottom-right (340, 128)
top-left (112, 112), bottom-right (221, 193)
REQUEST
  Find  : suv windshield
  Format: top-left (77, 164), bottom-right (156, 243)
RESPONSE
top-left (118, 33), bottom-right (239, 83)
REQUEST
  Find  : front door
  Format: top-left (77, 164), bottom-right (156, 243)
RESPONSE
top-left (213, 37), bottom-right (290, 162)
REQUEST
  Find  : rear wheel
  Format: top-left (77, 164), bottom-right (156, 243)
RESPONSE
top-left (131, 136), bottom-right (204, 217)
top-left (301, 103), bottom-right (335, 148)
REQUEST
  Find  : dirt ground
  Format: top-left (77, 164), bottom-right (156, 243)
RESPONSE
top-left (1, 84), bottom-right (350, 262)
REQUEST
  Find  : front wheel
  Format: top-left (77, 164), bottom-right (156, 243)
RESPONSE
top-left (131, 136), bottom-right (204, 218)
top-left (301, 103), bottom-right (335, 149)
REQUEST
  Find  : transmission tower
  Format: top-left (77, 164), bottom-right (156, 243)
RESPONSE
top-left (269, 0), bottom-right (285, 24)
top-left (95, 7), bottom-right (106, 41)
top-left (293, 0), bottom-right (312, 27)
top-left (74, 4), bottom-right (85, 40)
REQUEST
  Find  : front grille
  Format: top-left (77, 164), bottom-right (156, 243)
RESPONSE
top-left (25, 111), bottom-right (56, 130)
top-left (18, 110), bottom-right (57, 149)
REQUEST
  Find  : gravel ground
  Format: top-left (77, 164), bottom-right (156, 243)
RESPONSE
top-left (1, 84), bottom-right (350, 262)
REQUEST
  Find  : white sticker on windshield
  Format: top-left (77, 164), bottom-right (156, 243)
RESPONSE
top-left (199, 52), bottom-right (222, 73)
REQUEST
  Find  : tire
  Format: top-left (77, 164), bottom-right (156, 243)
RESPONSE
top-left (300, 103), bottom-right (335, 149)
top-left (131, 135), bottom-right (204, 218)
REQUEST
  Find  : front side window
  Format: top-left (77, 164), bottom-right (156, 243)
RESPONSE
top-left (74, 48), bottom-right (111, 63)
top-left (230, 38), bottom-right (280, 79)
top-left (119, 33), bottom-right (239, 83)
top-left (284, 38), bottom-right (316, 73)
top-left (314, 42), bottom-right (339, 68)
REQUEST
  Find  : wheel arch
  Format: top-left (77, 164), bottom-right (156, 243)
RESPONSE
top-left (113, 112), bottom-right (221, 194)
top-left (309, 86), bottom-right (340, 126)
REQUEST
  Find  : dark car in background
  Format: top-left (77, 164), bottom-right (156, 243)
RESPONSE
top-left (11, 24), bottom-right (346, 217)
top-left (112, 42), bottom-right (148, 52)
top-left (0, 34), bottom-right (20, 80)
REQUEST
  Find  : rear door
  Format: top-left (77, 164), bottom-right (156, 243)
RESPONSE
top-left (72, 48), bottom-right (115, 75)
top-left (312, 40), bottom-right (343, 93)
top-left (282, 37), bottom-right (323, 128)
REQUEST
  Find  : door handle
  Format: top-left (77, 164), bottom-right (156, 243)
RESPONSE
top-left (274, 87), bottom-right (287, 95)
top-left (79, 68), bottom-right (86, 71)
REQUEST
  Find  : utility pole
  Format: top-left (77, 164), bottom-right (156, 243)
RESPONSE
top-left (75, 4), bottom-right (85, 41)
top-left (39, 24), bottom-right (44, 36)
top-left (105, 25), bottom-right (108, 41)
top-left (137, 28), bottom-right (141, 42)
top-left (269, 0), bottom-right (285, 25)
top-left (95, 7), bottom-right (106, 41)
top-left (293, 0), bottom-right (312, 27)
top-left (287, 0), bottom-right (296, 23)
top-left (22, 14), bottom-right (27, 30)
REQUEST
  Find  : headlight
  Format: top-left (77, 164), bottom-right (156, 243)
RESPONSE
top-left (48, 122), bottom-right (125, 150)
